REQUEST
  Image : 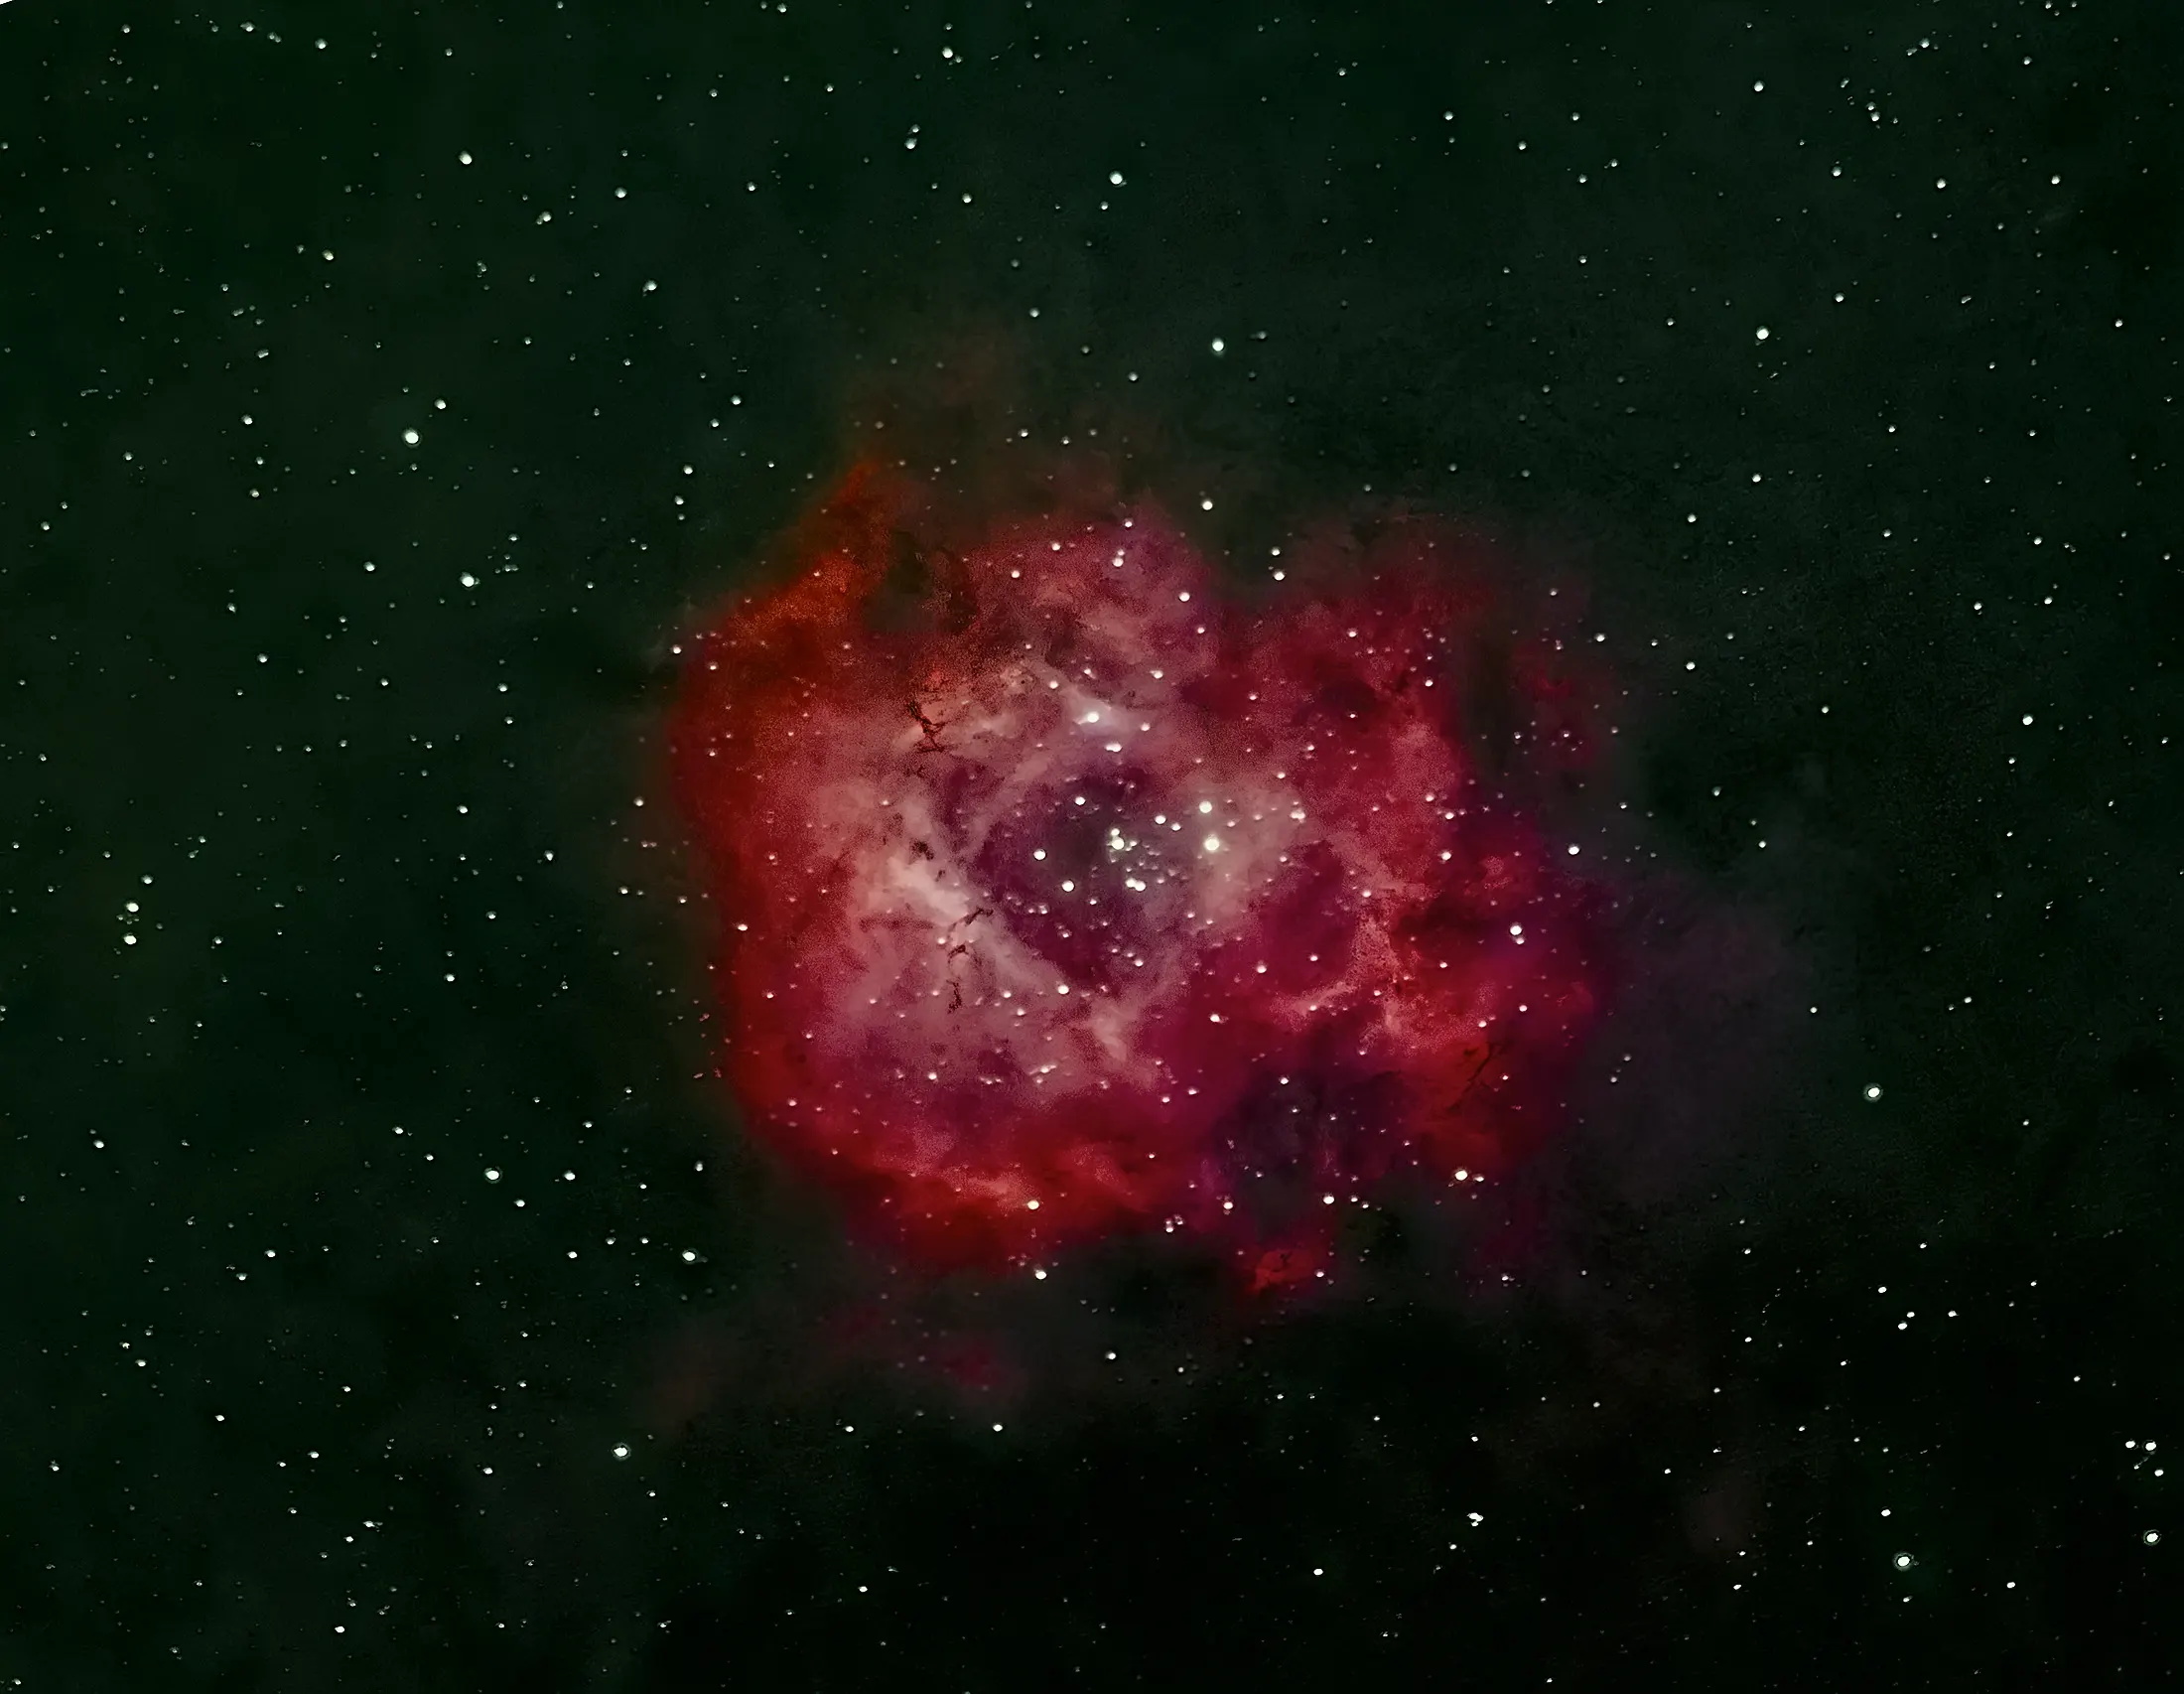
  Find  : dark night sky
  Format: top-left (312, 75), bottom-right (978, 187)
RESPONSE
top-left (3, 0), bottom-right (2180, 1687)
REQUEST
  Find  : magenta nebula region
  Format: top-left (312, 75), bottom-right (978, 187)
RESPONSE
top-left (671, 462), bottom-right (1617, 1291)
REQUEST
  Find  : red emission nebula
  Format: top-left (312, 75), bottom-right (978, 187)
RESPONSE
top-left (671, 463), bottom-right (1618, 1293)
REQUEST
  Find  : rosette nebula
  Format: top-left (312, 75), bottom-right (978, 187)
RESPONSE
top-left (671, 464), bottom-right (1616, 1287)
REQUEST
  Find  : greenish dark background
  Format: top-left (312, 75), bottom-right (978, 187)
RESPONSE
top-left (4, 0), bottom-right (2179, 1686)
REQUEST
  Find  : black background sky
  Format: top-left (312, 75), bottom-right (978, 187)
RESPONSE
top-left (3, 0), bottom-right (2180, 1687)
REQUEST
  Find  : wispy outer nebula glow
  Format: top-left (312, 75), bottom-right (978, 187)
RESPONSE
top-left (671, 462), bottom-right (1615, 1290)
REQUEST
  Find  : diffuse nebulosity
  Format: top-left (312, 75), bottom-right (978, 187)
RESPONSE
top-left (671, 463), bottom-right (1616, 1292)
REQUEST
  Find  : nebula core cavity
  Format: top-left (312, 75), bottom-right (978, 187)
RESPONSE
top-left (671, 464), bottom-right (1613, 1285)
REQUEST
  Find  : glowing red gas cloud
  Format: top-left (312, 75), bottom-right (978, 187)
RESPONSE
top-left (670, 463), bottom-right (1614, 1286)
